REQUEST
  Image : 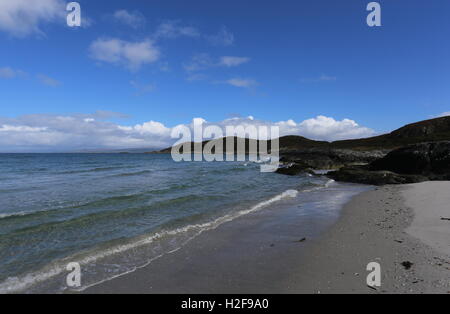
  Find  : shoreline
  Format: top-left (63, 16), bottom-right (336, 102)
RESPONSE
top-left (82, 182), bottom-right (450, 294)
top-left (285, 183), bottom-right (450, 293)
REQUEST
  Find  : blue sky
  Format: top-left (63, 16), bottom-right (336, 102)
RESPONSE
top-left (0, 0), bottom-right (449, 151)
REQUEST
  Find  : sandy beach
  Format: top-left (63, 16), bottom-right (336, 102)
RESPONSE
top-left (287, 182), bottom-right (450, 293)
top-left (83, 182), bottom-right (450, 294)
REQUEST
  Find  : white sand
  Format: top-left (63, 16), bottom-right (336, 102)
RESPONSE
top-left (404, 182), bottom-right (450, 257)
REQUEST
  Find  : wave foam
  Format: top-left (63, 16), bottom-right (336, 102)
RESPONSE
top-left (0, 211), bottom-right (31, 219)
top-left (0, 189), bottom-right (299, 294)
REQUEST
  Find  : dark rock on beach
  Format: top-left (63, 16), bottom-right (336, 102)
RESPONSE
top-left (275, 162), bottom-right (315, 176)
top-left (279, 148), bottom-right (386, 170)
top-left (401, 261), bottom-right (414, 270)
top-left (277, 142), bottom-right (450, 183)
top-left (327, 166), bottom-right (428, 186)
top-left (275, 148), bottom-right (386, 176)
top-left (327, 142), bottom-right (450, 185)
top-left (369, 141), bottom-right (450, 176)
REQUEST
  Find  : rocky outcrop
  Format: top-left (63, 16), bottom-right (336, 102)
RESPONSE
top-left (369, 141), bottom-right (450, 176)
top-left (275, 162), bottom-right (315, 176)
top-left (327, 166), bottom-right (428, 185)
top-left (327, 142), bottom-right (450, 185)
top-left (279, 148), bottom-right (386, 171)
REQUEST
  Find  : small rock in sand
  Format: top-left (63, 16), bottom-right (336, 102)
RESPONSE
top-left (401, 261), bottom-right (414, 270)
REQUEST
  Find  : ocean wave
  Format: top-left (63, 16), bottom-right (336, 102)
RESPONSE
top-left (0, 189), bottom-right (299, 294)
top-left (0, 211), bottom-right (33, 220)
top-left (206, 167), bottom-right (250, 175)
top-left (0, 184), bottom-right (193, 225)
top-left (56, 166), bottom-right (129, 175)
top-left (300, 179), bottom-right (336, 193)
top-left (1, 194), bottom-right (222, 239)
top-left (0, 193), bottom-right (147, 224)
top-left (110, 170), bottom-right (153, 177)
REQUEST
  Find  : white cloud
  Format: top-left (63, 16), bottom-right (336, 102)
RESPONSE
top-left (80, 16), bottom-right (93, 28)
top-left (282, 115), bottom-right (375, 141)
top-left (226, 78), bottom-right (258, 88)
top-left (154, 20), bottom-right (200, 39)
top-left (219, 56), bottom-right (250, 67)
top-left (0, 0), bottom-right (65, 37)
top-left (0, 67), bottom-right (16, 78)
top-left (184, 54), bottom-right (250, 74)
top-left (37, 74), bottom-right (61, 87)
top-left (119, 120), bottom-right (171, 136)
top-left (318, 75), bottom-right (337, 81)
top-left (200, 116), bottom-right (374, 141)
top-left (112, 10), bottom-right (145, 28)
top-left (207, 26), bottom-right (234, 46)
top-left (1, 66), bottom-right (61, 86)
top-left (436, 112), bottom-right (450, 118)
top-left (183, 55), bottom-right (255, 85)
top-left (0, 113), bottom-right (170, 152)
top-left (0, 113), bottom-right (375, 152)
top-left (186, 73), bottom-right (208, 82)
top-left (130, 80), bottom-right (155, 95)
top-left (0, 67), bottom-right (27, 79)
top-left (0, 125), bottom-right (48, 132)
top-left (301, 75), bottom-right (337, 83)
top-left (183, 53), bottom-right (214, 72)
top-left (179, 116), bottom-right (374, 142)
top-left (192, 117), bottom-right (207, 126)
top-left (89, 38), bottom-right (160, 71)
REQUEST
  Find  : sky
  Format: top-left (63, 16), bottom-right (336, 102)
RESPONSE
top-left (0, 0), bottom-right (449, 152)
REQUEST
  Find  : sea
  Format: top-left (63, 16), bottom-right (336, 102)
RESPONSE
top-left (0, 153), bottom-right (369, 293)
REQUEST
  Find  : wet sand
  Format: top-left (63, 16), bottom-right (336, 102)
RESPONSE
top-left (83, 183), bottom-right (450, 294)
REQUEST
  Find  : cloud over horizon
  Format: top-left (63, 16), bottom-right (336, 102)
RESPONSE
top-left (436, 112), bottom-right (450, 118)
top-left (0, 113), bottom-right (376, 152)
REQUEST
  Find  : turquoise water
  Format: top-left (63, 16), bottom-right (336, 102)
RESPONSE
top-left (0, 153), bottom-right (362, 293)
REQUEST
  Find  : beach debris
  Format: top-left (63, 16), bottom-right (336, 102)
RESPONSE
top-left (294, 238), bottom-right (307, 243)
top-left (270, 243), bottom-right (275, 247)
top-left (367, 285), bottom-right (378, 291)
top-left (440, 217), bottom-right (450, 221)
top-left (401, 261), bottom-right (414, 270)
top-left (394, 239), bottom-right (404, 243)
